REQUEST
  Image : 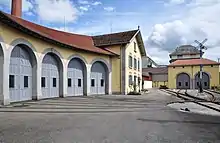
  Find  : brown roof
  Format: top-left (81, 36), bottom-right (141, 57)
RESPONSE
top-left (142, 72), bottom-right (150, 77)
top-left (92, 30), bottom-right (138, 47)
top-left (0, 11), bottom-right (116, 55)
top-left (142, 67), bottom-right (168, 74)
top-left (168, 58), bottom-right (220, 66)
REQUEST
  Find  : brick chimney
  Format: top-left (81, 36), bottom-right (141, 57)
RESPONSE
top-left (11, 0), bottom-right (22, 17)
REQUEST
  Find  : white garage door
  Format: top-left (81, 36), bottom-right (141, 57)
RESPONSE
top-left (41, 54), bottom-right (59, 99)
top-left (9, 45), bottom-right (33, 102)
top-left (90, 62), bottom-right (106, 95)
top-left (67, 58), bottom-right (84, 96)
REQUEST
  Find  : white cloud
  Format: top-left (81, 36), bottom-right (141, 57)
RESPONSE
top-left (104, 6), bottom-right (115, 12)
top-left (77, 1), bottom-right (101, 12)
top-left (168, 0), bottom-right (185, 5)
top-left (146, 47), bottom-right (170, 65)
top-left (79, 5), bottom-right (90, 11)
top-left (92, 1), bottom-right (102, 6)
top-left (23, 0), bottom-right (33, 12)
top-left (35, 0), bottom-right (78, 23)
top-left (146, 0), bottom-right (220, 64)
top-left (78, 0), bottom-right (89, 5)
top-left (0, 0), bottom-right (10, 7)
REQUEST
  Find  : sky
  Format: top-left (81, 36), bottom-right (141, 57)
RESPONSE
top-left (0, 0), bottom-right (220, 65)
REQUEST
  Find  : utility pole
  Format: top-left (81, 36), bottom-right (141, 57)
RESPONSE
top-left (194, 38), bottom-right (208, 93)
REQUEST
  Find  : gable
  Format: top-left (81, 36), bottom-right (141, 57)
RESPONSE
top-left (129, 31), bottom-right (146, 56)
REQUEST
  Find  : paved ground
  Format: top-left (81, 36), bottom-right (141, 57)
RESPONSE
top-left (0, 89), bottom-right (220, 143)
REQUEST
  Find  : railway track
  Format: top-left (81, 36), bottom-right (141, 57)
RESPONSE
top-left (205, 89), bottom-right (220, 102)
top-left (161, 89), bottom-right (220, 112)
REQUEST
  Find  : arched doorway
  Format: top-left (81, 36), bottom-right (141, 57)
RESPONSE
top-left (176, 73), bottom-right (190, 89)
top-left (9, 44), bottom-right (37, 102)
top-left (67, 58), bottom-right (86, 96)
top-left (90, 61), bottom-right (108, 95)
top-left (195, 72), bottom-right (210, 89)
top-left (41, 53), bottom-right (62, 98)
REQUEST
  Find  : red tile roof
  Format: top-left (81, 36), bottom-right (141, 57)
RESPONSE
top-left (168, 58), bottom-right (220, 66)
top-left (92, 30), bottom-right (138, 47)
top-left (0, 11), bottom-right (116, 55)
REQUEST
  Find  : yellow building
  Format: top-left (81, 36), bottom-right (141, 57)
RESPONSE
top-left (0, 0), bottom-right (146, 105)
top-left (168, 58), bottom-right (220, 89)
top-left (93, 31), bottom-right (146, 94)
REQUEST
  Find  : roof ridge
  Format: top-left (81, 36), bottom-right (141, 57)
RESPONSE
top-left (92, 29), bottom-right (139, 37)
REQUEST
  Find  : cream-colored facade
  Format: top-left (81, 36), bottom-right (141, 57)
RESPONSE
top-left (168, 65), bottom-right (219, 89)
top-left (103, 45), bottom-right (122, 94)
top-left (0, 21), bottom-right (114, 105)
top-left (0, 17), bottom-right (146, 105)
top-left (125, 37), bottom-right (142, 93)
top-left (0, 0), bottom-right (146, 105)
top-left (104, 36), bottom-right (145, 94)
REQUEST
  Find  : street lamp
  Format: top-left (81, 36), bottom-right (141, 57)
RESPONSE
top-left (194, 38), bottom-right (208, 93)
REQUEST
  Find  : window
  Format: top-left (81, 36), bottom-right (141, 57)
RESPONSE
top-left (182, 66), bottom-right (185, 68)
top-left (138, 59), bottom-right (140, 71)
top-left (91, 79), bottom-right (95, 87)
top-left (178, 82), bottom-right (181, 86)
top-left (129, 55), bottom-right (132, 68)
top-left (53, 78), bottom-right (56, 87)
top-left (9, 75), bottom-right (15, 88)
top-left (177, 55), bottom-right (183, 58)
top-left (134, 42), bottom-right (137, 52)
top-left (134, 76), bottom-right (137, 85)
top-left (138, 77), bottom-right (141, 85)
top-left (41, 77), bottom-right (46, 87)
top-left (129, 75), bottom-right (132, 85)
top-left (185, 82), bottom-right (188, 86)
top-left (68, 78), bottom-right (71, 87)
top-left (78, 79), bottom-right (81, 87)
top-left (134, 58), bottom-right (137, 69)
top-left (204, 82), bottom-right (207, 86)
top-left (24, 76), bottom-right (28, 88)
top-left (101, 79), bottom-right (104, 87)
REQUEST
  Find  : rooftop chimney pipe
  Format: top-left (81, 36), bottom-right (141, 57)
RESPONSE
top-left (11, 0), bottom-right (22, 17)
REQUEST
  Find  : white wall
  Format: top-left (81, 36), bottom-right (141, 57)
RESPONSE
top-left (143, 81), bottom-right (152, 89)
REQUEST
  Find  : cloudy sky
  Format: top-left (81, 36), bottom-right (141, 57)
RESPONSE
top-left (0, 0), bottom-right (220, 65)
